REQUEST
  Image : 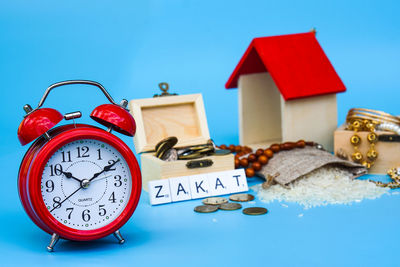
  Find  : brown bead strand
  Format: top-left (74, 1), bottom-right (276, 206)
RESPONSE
top-left (218, 140), bottom-right (312, 178)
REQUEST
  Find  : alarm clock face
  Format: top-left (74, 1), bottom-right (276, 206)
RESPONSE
top-left (40, 139), bottom-right (132, 230)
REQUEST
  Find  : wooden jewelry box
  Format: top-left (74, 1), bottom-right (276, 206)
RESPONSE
top-left (334, 124), bottom-right (400, 174)
top-left (129, 93), bottom-right (234, 190)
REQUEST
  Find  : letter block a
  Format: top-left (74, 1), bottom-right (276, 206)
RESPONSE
top-left (208, 171), bottom-right (231, 196)
top-left (169, 176), bottom-right (192, 202)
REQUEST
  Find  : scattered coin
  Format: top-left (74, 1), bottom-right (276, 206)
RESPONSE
top-left (194, 205), bottom-right (219, 213)
top-left (162, 148), bottom-right (178, 161)
top-left (219, 202), bottom-right (242, 211)
top-left (213, 149), bottom-right (232, 156)
top-left (242, 207), bottom-right (268, 215)
top-left (229, 193), bottom-right (255, 202)
top-left (202, 197), bottom-right (228, 206)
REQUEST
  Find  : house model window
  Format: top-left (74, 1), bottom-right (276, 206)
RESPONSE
top-left (225, 31), bottom-right (346, 152)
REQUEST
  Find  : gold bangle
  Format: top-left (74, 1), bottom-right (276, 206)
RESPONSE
top-left (347, 110), bottom-right (399, 123)
top-left (347, 110), bottom-right (399, 124)
top-left (347, 113), bottom-right (399, 125)
top-left (346, 108), bottom-right (400, 125)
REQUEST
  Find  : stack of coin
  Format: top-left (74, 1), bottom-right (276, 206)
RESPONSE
top-left (156, 138), bottom-right (232, 161)
top-left (178, 140), bottom-right (231, 160)
top-left (178, 143), bottom-right (214, 160)
top-left (155, 137), bottom-right (178, 160)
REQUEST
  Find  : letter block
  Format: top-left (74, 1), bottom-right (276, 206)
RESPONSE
top-left (148, 169), bottom-right (249, 205)
top-left (189, 175), bottom-right (210, 199)
top-left (169, 176), bottom-right (192, 202)
top-left (148, 179), bottom-right (172, 205)
top-left (227, 169), bottom-right (248, 193)
top-left (207, 171), bottom-right (231, 196)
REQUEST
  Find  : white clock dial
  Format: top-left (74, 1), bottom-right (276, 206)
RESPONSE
top-left (41, 139), bottom-right (132, 230)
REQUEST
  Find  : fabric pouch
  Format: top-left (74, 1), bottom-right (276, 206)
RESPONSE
top-left (256, 146), bottom-right (367, 185)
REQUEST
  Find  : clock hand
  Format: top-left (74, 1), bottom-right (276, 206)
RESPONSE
top-left (89, 159), bottom-right (120, 182)
top-left (50, 186), bottom-right (82, 212)
top-left (90, 174), bottom-right (112, 183)
top-left (50, 161), bottom-right (121, 212)
top-left (60, 170), bottom-right (82, 183)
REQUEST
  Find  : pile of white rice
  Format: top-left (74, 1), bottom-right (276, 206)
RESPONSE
top-left (252, 167), bottom-right (389, 209)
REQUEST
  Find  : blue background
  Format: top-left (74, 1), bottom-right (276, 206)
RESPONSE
top-left (1, 0), bottom-right (399, 266)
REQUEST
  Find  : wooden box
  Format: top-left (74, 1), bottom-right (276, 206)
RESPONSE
top-left (129, 94), bottom-right (234, 190)
top-left (334, 124), bottom-right (400, 174)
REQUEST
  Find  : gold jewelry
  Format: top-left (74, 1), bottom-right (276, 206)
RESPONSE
top-left (370, 167), bottom-right (400, 189)
top-left (346, 108), bottom-right (400, 126)
top-left (345, 108), bottom-right (399, 169)
top-left (347, 119), bottom-right (378, 169)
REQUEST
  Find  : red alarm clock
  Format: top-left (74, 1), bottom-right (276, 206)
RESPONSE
top-left (17, 80), bottom-right (142, 252)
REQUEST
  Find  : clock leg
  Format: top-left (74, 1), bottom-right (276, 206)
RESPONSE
top-left (113, 230), bottom-right (125, 244)
top-left (47, 233), bottom-right (60, 252)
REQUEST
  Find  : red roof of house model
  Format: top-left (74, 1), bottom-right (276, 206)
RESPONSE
top-left (225, 32), bottom-right (346, 100)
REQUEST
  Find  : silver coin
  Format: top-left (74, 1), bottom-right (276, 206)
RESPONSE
top-left (229, 193), bottom-right (255, 202)
top-left (177, 148), bottom-right (192, 156)
top-left (202, 197), bottom-right (228, 205)
top-left (219, 202), bottom-right (242, 211)
top-left (162, 148), bottom-right (178, 161)
top-left (194, 205), bottom-right (219, 213)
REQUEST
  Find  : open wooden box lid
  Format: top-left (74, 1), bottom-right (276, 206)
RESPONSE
top-left (129, 94), bottom-right (210, 153)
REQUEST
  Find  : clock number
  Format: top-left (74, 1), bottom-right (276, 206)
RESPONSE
top-left (61, 151), bottom-right (72, 162)
top-left (106, 160), bottom-right (117, 171)
top-left (45, 180), bottom-right (54, 192)
top-left (114, 175), bottom-right (122, 187)
top-left (97, 149), bottom-right (102, 160)
top-left (49, 164), bottom-right (63, 176)
top-left (108, 192), bottom-right (116, 203)
top-left (82, 209), bottom-right (91, 222)
top-left (66, 207), bottom-right (74, 219)
top-left (53, 196), bottom-right (62, 209)
top-left (77, 146), bottom-right (89, 158)
top-left (98, 205), bottom-right (106, 216)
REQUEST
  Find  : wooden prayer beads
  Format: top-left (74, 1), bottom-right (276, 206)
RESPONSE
top-left (218, 140), bottom-right (313, 177)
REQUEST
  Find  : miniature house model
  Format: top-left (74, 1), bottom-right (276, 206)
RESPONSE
top-left (225, 32), bottom-right (346, 151)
